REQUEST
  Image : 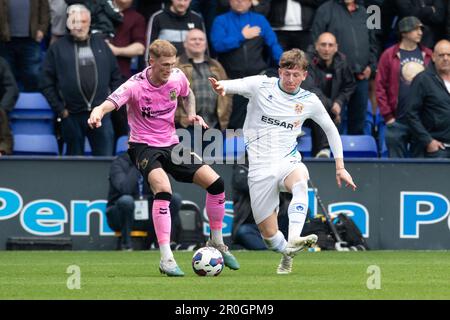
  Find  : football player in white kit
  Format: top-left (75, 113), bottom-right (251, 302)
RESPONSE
top-left (209, 49), bottom-right (357, 274)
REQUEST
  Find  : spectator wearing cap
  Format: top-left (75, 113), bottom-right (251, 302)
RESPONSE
top-left (407, 40), bottom-right (450, 159)
top-left (376, 16), bottom-right (432, 158)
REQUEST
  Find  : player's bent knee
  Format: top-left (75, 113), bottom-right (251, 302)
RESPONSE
top-left (206, 177), bottom-right (224, 195)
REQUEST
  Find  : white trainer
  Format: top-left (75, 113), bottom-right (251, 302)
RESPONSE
top-left (276, 254), bottom-right (293, 275)
top-left (285, 234), bottom-right (318, 257)
top-left (159, 258), bottom-right (185, 277)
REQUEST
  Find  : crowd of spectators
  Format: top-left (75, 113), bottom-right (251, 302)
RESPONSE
top-left (1, 0), bottom-right (450, 160)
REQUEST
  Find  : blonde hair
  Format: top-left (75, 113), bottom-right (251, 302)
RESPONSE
top-left (148, 40), bottom-right (177, 59)
top-left (279, 49), bottom-right (309, 71)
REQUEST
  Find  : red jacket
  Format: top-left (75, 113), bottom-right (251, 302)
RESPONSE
top-left (375, 44), bottom-right (433, 122)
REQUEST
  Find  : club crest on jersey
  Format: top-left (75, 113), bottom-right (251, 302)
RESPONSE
top-left (169, 89), bottom-right (177, 101)
top-left (294, 103), bottom-right (304, 114)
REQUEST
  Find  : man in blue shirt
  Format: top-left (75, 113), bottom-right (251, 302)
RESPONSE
top-left (210, 0), bottom-right (283, 129)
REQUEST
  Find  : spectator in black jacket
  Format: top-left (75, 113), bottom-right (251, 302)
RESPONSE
top-left (305, 32), bottom-right (356, 157)
top-left (312, 0), bottom-right (378, 135)
top-left (0, 56), bottom-right (18, 156)
top-left (145, 0), bottom-right (206, 61)
top-left (107, 152), bottom-right (182, 250)
top-left (407, 40), bottom-right (450, 158)
top-left (268, 0), bottom-right (327, 52)
top-left (41, 4), bottom-right (122, 156)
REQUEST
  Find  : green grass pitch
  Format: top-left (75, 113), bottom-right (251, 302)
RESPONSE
top-left (0, 250), bottom-right (449, 300)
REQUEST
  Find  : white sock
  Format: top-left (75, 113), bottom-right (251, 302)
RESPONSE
top-left (263, 230), bottom-right (287, 253)
top-left (210, 229), bottom-right (224, 245)
top-left (288, 180), bottom-right (308, 243)
top-left (159, 244), bottom-right (173, 261)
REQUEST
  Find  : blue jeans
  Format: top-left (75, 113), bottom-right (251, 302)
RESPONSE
top-left (385, 121), bottom-right (423, 158)
top-left (61, 112), bottom-right (114, 156)
top-left (235, 224), bottom-right (267, 250)
top-left (106, 195), bottom-right (134, 249)
top-left (346, 79), bottom-right (369, 135)
top-left (0, 37), bottom-right (41, 92)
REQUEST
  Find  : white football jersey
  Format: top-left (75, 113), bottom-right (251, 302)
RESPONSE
top-left (221, 75), bottom-right (343, 166)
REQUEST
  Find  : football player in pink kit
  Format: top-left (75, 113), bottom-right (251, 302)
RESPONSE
top-left (88, 40), bottom-right (239, 276)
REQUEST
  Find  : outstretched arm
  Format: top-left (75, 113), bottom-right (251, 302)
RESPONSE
top-left (209, 77), bottom-right (226, 96)
top-left (87, 100), bottom-right (116, 129)
top-left (335, 157), bottom-right (357, 191)
top-left (311, 98), bottom-right (357, 191)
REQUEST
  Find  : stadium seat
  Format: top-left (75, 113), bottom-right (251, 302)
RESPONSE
top-left (11, 119), bottom-right (54, 134)
top-left (13, 134), bottom-right (59, 155)
top-left (115, 135), bottom-right (129, 155)
top-left (223, 135), bottom-right (245, 159)
top-left (297, 135), bottom-right (312, 158)
top-left (10, 92), bottom-right (54, 120)
top-left (341, 135), bottom-right (378, 158)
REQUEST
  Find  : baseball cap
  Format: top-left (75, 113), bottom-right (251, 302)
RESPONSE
top-left (398, 16), bottom-right (423, 33)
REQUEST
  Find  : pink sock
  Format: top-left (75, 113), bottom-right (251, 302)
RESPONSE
top-left (152, 199), bottom-right (171, 245)
top-left (206, 192), bottom-right (225, 231)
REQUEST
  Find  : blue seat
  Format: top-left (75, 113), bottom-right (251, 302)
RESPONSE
top-left (115, 135), bottom-right (129, 155)
top-left (13, 134), bottom-right (59, 155)
top-left (223, 135), bottom-right (245, 159)
top-left (297, 135), bottom-right (312, 158)
top-left (10, 92), bottom-right (54, 120)
top-left (341, 135), bottom-right (378, 158)
top-left (11, 119), bottom-right (54, 134)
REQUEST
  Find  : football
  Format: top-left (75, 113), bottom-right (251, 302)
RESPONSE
top-left (192, 247), bottom-right (224, 276)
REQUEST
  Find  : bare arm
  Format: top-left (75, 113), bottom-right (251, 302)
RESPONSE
top-left (178, 88), bottom-right (209, 129)
top-left (179, 87), bottom-right (196, 117)
top-left (87, 100), bottom-right (116, 129)
top-left (106, 41), bottom-right (145, 58)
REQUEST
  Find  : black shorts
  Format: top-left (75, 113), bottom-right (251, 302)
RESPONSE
top-left (127, 142), bottom-right (205, 183)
